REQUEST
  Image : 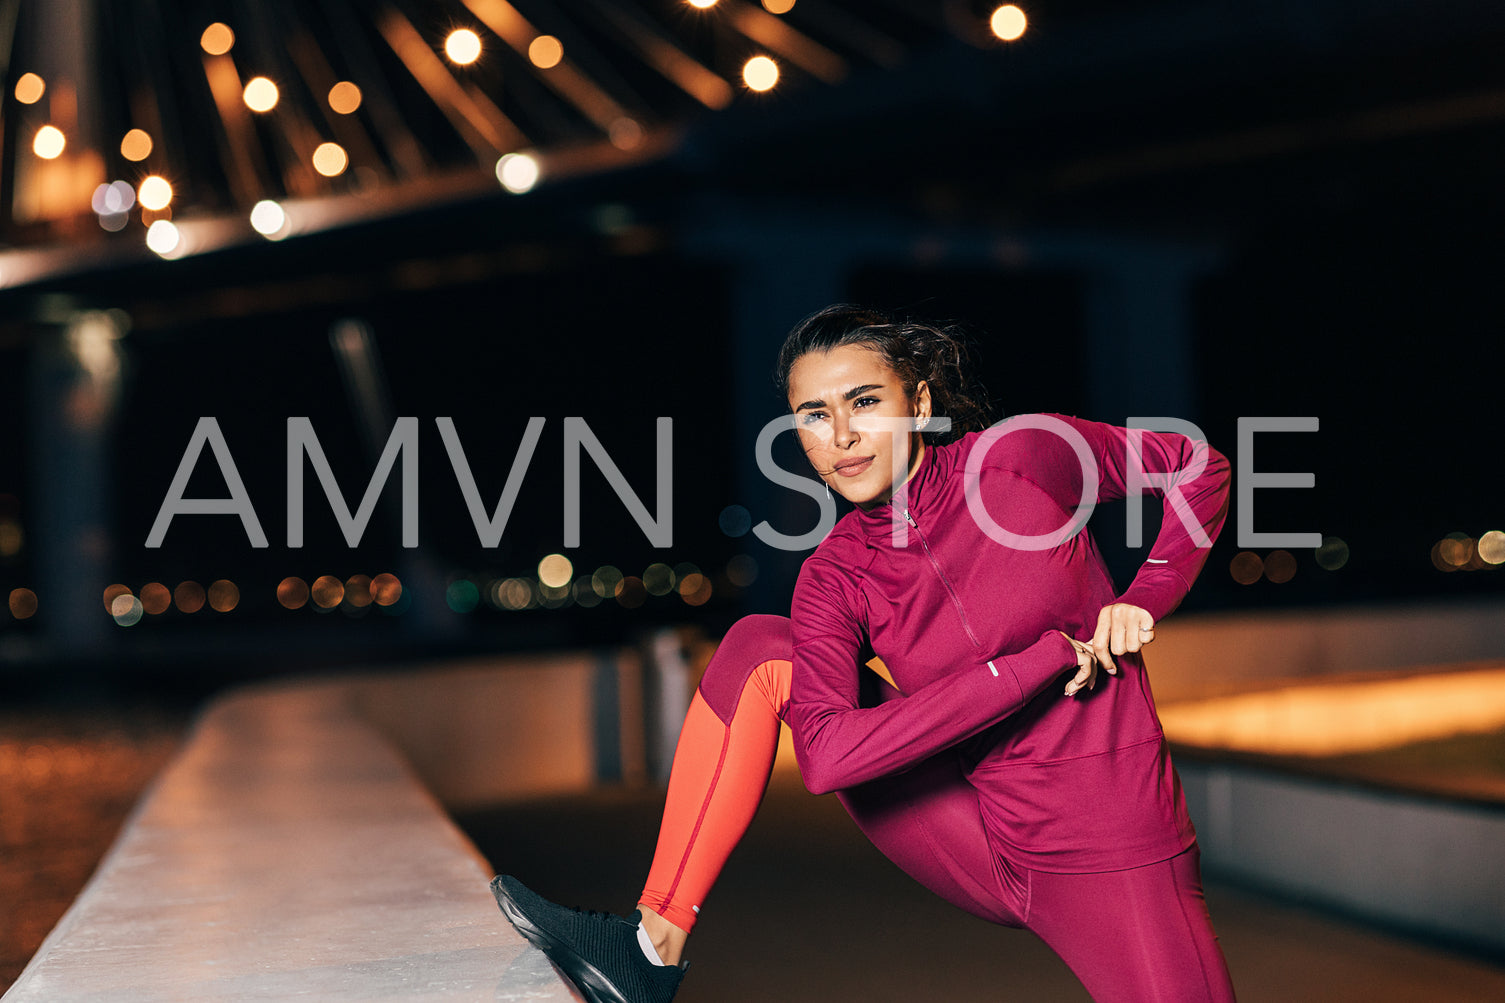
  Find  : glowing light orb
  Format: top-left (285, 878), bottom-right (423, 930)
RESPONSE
top-left (329, 81), bottom-right (362, 114)
top-left (495, 152), bottom-right (540, 193)
top-left (445, 29), bottom-right (482, 65)
top-left (243, 76), bottom-right (279, 112)
top-left (529, 35), bottom-right (563, 69)
top-left (15, 73), bottom-right (45, 105)
top-left (991, 5), bottom-right (1028, 42)
top-left (33, 126), bottom-right (65, 160)
top-left (743, 56), bottom-right (779, 92)
top-left (201, 23), bottom-right (235, 55)
top-left (312, 141), bottom-right (349, 177)
top-left (146, 219), bottom-right (181, 256)
top-left (250, 199), bottom-right (287, 237)
top-left (138, 175), bottom-right (173, 210)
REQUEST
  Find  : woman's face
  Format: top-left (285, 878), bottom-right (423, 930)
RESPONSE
top-left (786, 344), bottom-right (932, 510)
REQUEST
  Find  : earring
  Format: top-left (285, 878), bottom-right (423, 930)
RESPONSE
top-left (825, 481), bottom-right (832, 500)
top-left (916, 416), bottom-right (930, 430)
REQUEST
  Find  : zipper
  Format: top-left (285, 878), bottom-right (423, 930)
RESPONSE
top-left (904, 507), bottom-right (982, 649)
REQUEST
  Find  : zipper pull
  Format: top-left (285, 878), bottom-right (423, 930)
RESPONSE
top-left (903, 507), bottom-right (917, 527)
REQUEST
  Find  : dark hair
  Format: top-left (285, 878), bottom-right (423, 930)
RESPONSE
top-left (774, 303), bottom-right (993, 445)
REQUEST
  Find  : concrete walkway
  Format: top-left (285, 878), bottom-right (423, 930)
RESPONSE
top-left (461, 771), bottom-right (1505, 1002)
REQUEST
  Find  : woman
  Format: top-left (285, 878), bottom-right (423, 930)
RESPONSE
top-left (493, 304), bottom-right (1236, 1002)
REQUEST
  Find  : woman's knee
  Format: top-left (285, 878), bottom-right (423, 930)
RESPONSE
top-left (697, 615), bottom-right (793, 724)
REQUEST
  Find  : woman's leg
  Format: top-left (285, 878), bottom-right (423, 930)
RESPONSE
top-left (636, 615), bottom-right (795, 961)
top-left (833, 669), bottom-right (1029, 927)
top-left (1025, 844), bottom-right (1237, 1002)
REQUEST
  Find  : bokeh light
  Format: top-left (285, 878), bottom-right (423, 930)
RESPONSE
top-left (679, 573), bottom-right (713, 606)
top-left (208, 579), bottom-right (239, 612)
top-left (345, 574), bottom-right (373, 608)
top-left (328, 81), bottom-right (362, 114)
top-left (243, 76), bottom-right (279, 112)
top-left (174, 581), bottom-right (206, 614)
top-left (573, 576), bottom-right (603, 608)
top-left (496, 578), bottom-right (535, 611)
top-left (1264, 550), bottom-right (1297, 584)
top-left (643, 562), bottom-right (675, 596)
top-left (33, 126), bottom-right (66, 160)
top-left (446, 579), bottom-right (480, 613)
top-left (609, 117), bottom-right (643, 150)
top-left (592, 565), bottom-right (624, 599)
top-left (370, 572), bottom-right (403, 606)
top-left (311, 575), bottom-right (345, 609)
top-left (0, 519), bottom-right (22, 557)
top-left (9, 588), bottom-right (38, 619)
top-left (445, 28), bottom-right (482, 65)
top-left (1314, 536), bottom-right (1350, 571)
top-left (727, 554), bottom-right (758, 588)
top-left (139, 582), bottom-right (172, 615)
top-left (719, 504), bottom-right (752, 537)
top-left (249, 199), bottom-right (287, 237)
top-left (1479, 530), bottom-right (1505, 566)
top-left (145, 219), bottom-right (181, 256)
top-left (688, 0), bottom-right (719, 8)
top-left (495, 152), bottom-right (540, 193)
top-left (277, 576), bottom-right (310, 610)
top-left (1229, 551), bottom-right (1263, 585)
top-left (615, 576), bottom-right (647, 609)
top-left (312, 141), bottom-right (348, 177)
top-left (1439, 533), bottom-right (1473, 568)
top-left (111, 594), bottom-right (144, 627)
top-left (529, 35), bottom-right (564, 69)
top-left (990, 5), bottom-right (1028, 41)
top-left (102, 583), bottom-right (132, 613)
top-left (14, 72), bottom-right (45, 105)
top-left (138, 175), bottom-right (173, 210)
top-left (538, 554), bottom-right (574, 589)
top-left (120, 129), bottom-right (153, 161)
top-left (763, 0), bottom-right (796, 13)
top-left (743, 55), bottom-right (779, 92)
top-left (201, 22), bottom-right (235, 55)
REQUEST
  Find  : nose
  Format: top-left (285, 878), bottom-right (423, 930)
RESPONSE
top-left (832, 412), bottom-right (858, 449)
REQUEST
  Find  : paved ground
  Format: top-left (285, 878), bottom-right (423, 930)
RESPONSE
top-left (462, 771), bottom-right (1505, 1003)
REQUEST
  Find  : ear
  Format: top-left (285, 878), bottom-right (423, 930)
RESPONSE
top-left (913, 380), bottom-right (933, 421)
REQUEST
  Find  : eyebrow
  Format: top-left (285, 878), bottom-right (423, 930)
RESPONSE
top-left (794, 384), bottom-right (884, 412)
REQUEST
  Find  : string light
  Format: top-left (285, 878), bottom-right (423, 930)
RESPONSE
top-left (249, 199), bottom-right (288, 238)
top-left (743, 56), bottom-right (779, 92)
top-left (445, 29), bottom-right (482, 65)
top-left (33, 126), bottom-right (66, 160)
top-left (990, 5), bottom-right (1028, 42)
top-left (688, 0), bottom-right (719, 9)
top-left (242, 76), bottom-right (279, 112)
top-left (763, 0), bottom-right (796, 13)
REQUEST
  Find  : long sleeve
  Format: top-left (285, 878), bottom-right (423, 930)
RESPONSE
top-left (785, 556), bottom-right (1076, 795)
top-left (1007, 415), bottom-right (1230, 623)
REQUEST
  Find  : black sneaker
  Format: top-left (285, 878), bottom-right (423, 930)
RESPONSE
top-left (491, 875), bottom-right (686, 1003)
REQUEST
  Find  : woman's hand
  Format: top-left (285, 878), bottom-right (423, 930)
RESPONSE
top-left (1090, 603), bottom-right (1156, 675)
top-left (1058, 633), bottom-right (1101, 697)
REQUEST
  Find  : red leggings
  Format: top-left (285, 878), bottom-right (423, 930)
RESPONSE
top-left (638, 615), bottom-right (1236, 1002)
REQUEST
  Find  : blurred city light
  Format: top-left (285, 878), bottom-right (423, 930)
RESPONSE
top-left (1229, 551), bottom-right (1263, 585)
top-left (102, 584), bottom-right (131, 613)
top-left (538, 554), bottom-right (573, 589)
top-left (8, 589), bottom-right (37, 619)
top-left (1264, 549), bottom-right (1297, 584)
top-left (174, 581), bottom-right (206, 613)
top-left (111, 594), bottom-right (144, 626)
top-left (208, 579), bottom-right (239, 612)
top-left (446, 579), bottom-right (480, 613)
top-left (1477, 530), bottom-right (1505, 566)
top-left (763, 0), bottom-right (796, 14)
top-left (445, 29), bottom-right (482, 65)
top-left (139, 582), bottom-right (171, 615)
top-left (277, 576), bottom-right (310, 610)
top-left (311, 575), bottom-right (344, 609)
top-left (643, 562), bottom-right (675, 596)
top-left (616, 576), bottom-right (647, 608)
top-left (1314, 536), bottom-right (1350, 571)
top-left (679, 573), bottom-right (712, 606)
top-left (726, 554), bottom-right (758, 587)
top-left (345, 574), bottom-right (373, 608)
top-left (592, 565), bottom-right (624, 598)
top-left (370, 573), bottom-right (403, 606)
top-left (743, 56), bottom-right (779, 92)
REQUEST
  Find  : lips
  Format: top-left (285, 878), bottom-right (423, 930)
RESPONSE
top-left (833, 456), bottom-right (875, 477)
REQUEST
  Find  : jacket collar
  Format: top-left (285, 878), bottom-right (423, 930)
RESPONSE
top-left (852, 437), bottom-right (950, 540)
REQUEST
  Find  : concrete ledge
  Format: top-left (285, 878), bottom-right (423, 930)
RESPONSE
top-left (2, 660), bottom-right (595, 1001)
top-left (1181, 757), bottom-right (1505, 956)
